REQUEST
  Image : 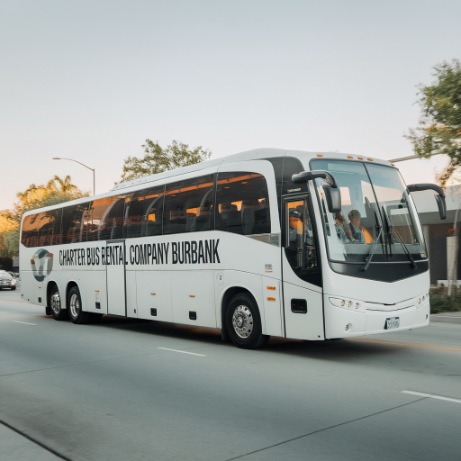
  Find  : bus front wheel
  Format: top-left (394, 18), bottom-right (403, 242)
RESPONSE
top-left (68, 286), bottom-right (89, 324)
top-left (225, 293), bottom-right (268, 349)
top-left (50, 286), bottom-right (66, 321)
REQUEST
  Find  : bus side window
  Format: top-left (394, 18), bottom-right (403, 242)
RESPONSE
top-left (125, 197), bottom-right (144, 238)
top-left (254, 199), bottom-right (270, 234)
top-left (285, 199), bottom-right (319, 273)
top-left (123, 186), bottom-right (165, 239)
top-left (241, 199), bottom-right (259, 235)
top-left (62, 204), bottom-right (86, 244)
top-left (216, 172), bottom-right (270, 235)
top-left (144, 195), bottom-right (164, 236)
top-left (217, 202), bottom-right (241, 233)
top-left (163, 175), bottom-right (214, 235)
top-left (98, 196), bottom-right (126, 241)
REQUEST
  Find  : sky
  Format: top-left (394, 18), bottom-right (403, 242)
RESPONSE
top-left (1, 0), bottom-right (459, 211)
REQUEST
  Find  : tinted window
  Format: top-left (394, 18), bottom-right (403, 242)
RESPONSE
top-left (98, 196), bottom-right (126, 240)
top-left (80, 197), bottom-right (117, 241)
top-left (163, 175), bottom-right (214, 235)
top-left (215, 172), bottom-right (270, 235)
top-left (21, 209), bottom-right (62, 248)
top-left (62, 204), bottom-right (87, 244)
top-left (125, 186), bottom-right (164, 238)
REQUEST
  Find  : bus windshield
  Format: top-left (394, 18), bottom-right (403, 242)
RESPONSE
top-left (311, 159), bottom-right (427, 265)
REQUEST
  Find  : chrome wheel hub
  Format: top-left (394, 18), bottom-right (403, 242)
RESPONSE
top-left (51, 292), bottom-right (61, 314)
top-left (232, 305), bottom-right (253, 339)
top-left (69, 294), bottom-right (80, 318)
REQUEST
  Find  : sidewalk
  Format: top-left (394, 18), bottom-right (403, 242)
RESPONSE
top-left (430, 311), bottom-right (461, 324)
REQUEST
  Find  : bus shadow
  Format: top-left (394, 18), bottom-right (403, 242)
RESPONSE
top-left (265, 336), bottom-right (408, 361)
top-left (97, 315), bottom-right (224, 345)
top-left (91, 315), bottom-right (406, 361)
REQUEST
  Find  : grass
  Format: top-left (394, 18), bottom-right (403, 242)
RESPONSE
top-left (430, 286), bottom-right (461, 313)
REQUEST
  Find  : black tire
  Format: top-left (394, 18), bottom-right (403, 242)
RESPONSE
top-left (50, 285), bottom-right (67, 320)
top-left (68, 286), bottom-right (90, 324)
top-left (11, 286), bottom-right (16, 291)
top-left (224, 293), bottom-right (268, 349)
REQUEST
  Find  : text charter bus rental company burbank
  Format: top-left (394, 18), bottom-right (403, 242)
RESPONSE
top-left (20, 148), bottom-right (446, 349)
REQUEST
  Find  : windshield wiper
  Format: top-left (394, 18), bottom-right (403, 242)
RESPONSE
top-left (381, 206), bottom-right (416, 269)
top-left (381, 205), bottom-right (393, 258)
top-left (361, 224), bottom-right (383, 272)
top-left (361, 203), bottom-right (384, 272)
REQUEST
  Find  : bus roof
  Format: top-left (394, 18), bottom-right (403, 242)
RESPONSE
top-left (111, 148), bottom-right (393, 192)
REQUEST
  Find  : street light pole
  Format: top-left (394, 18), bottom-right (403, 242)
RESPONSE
top-left (52, 157), bottom-right (96, 195)
top-left (389, 153), bottom-right (445, 163)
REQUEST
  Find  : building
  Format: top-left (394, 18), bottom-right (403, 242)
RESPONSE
top-left (413, 185), bottom-right (461, 286)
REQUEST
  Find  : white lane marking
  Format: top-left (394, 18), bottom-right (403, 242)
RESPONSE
top-left (403, 390), bottom-right (461, 405)
top-left (12, 320), bottom-right (37, 326)
top-left (158, 347), bottom-right (206, 357)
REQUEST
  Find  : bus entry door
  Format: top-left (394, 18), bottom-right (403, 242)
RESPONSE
top-left (106, 241), bottom-right (127, 316)
top-left (282, 197), bottom-right (324, 340)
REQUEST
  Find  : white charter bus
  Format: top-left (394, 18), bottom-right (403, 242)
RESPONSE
top-left (20, 149), bottom-right (446, 348)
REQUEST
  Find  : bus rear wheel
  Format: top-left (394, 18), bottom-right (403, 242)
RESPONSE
top-left (50, 286), bottom-right (66, 321)
top-left (225, 293), bottom-right (268, 349)
top-left (68, 286), bottom-right (90, 324)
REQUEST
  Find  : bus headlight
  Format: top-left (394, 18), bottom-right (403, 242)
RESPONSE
top-left (417, 292), bottom-right (429, 308)
top-left (330, 297), bottom-right (362, 311)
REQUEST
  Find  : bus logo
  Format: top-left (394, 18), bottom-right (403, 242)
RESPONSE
top-left (30, 249), bottom-right (54, 281)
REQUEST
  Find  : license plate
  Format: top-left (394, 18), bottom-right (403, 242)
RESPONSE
top-left (385, 317), bottom-right (400, 330)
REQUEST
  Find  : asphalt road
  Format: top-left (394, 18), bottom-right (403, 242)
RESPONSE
top-left (1, 289), bottom-right (460, 461)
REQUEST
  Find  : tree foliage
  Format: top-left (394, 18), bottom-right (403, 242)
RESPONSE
top-left (407, 59), bottom-right (461, 186)
top-left (8, 175), bottom-right (83, 224)
top-left (121, 139), bottom-right (212, 182)
top-left (0, 175), bottom-right (85, 258)
top-left (0, 213), bottom-right (18, 258)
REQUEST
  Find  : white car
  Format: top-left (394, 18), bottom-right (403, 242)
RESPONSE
top-left (0, 270), bottom-right (17, 290)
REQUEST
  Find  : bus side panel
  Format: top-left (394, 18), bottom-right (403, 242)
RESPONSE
top-left (172, 270), bottom-right (215, 327)
top-left (80, 269), bottom-right (108, 315)
top-left (282, 280), bottom-right (324, 340)
top-left (126, 270), bottom-right (137, 318)
top-left (215, 270), bottom-right (263, 328)
top-left (20, 270), bottom-right (46, 307)
top-left (215, 270), bottom-right (285, 337)
top-left (261, 277), bottom-right (283, 337)
top-left (135, 270), bottom-right (173, 322)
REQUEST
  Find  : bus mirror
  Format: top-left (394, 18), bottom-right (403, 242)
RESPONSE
top-left (291, 169), bottom-right (341, 213)
top-left (435, 194), bottom-right (447, 220)
top-left (407, 183), bottom-right (446, 220)
top-left (292, 170), bottom-right (338, 188)
top-left (323, 185), bottom-right (341, 213)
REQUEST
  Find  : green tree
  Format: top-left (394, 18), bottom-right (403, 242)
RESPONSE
top-left (121, 139), bottom-right (212, 182)
top-left (0, 175), bottom-right (85, 257)
top-left (46, 174), bottom-right (80, 194)
top-left (0, 213), bottom-right (18, 258)
top-left (407, 59), bottom-right (461, 186)
top-left (10, 176), bottom-right (83, 225)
